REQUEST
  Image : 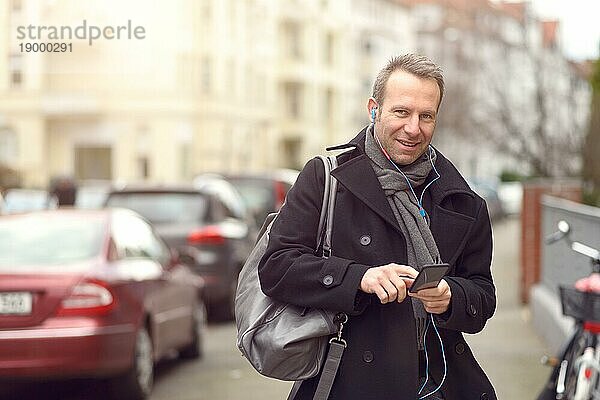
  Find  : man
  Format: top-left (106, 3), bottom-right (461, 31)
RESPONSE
top-left (258, 54), bottom-right (496, 400)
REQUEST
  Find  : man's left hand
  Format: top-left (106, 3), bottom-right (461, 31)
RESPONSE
top-left (408, 279), bottom-right (452, 314)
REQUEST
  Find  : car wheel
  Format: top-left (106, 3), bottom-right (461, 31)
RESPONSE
top-left (108, 326), bottom-right (154, 400)
top-left (180, 300), bottom-right (206, 359)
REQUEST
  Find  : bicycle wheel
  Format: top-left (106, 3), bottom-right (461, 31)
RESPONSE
top-left (537, 326), bottom-right (584, 400)
top-left (564, 329), bottom-right (595, 399)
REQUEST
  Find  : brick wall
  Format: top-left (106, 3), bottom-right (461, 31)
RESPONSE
top-left (520, 181), bottom-right (582, 303)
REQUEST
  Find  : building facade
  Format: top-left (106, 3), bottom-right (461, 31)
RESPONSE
top-left (0, 0), bottom-right (591, 188)
top-left (0, 0), bottom-right (414, 187)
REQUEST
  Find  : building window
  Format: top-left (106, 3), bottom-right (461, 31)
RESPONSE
top-left (74, 147), bottom-right (112, 180)
top-left (283, 82), bottom-right (302, 119)
top-left (0, 129), bottom-right (18, 165)
top-left (10, 0), bottom-right (22, 12)
top-left (281, 21), bottom-right (303, 60)
top-left (201, 0), bottom-right (211, 22)
top-left (137, 157), bottom-right (149, 179)
top-left (9, 55), bottom-right (23, 88)
top-left (281, 137), bottom-right (302, 170)
top-left (201, 56), bottom-right (211, 93)
top-left (324, 32), bottom-right (335, 65)
top-left (227, 60), bottom-right (235, 97)
top-left (180, 144), bottom-right (191, 179)
top-left (324, 89), bottom-right (334, 121)
top-left (177, 122), bottom-right (193, 179)
top-left (362, 38), bottom-right (372, 55)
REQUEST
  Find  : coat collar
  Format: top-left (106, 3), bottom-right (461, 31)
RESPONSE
top-left (328, 127), bottom-right (477, 247)
top-left (328, 126), bottom-right (474, 204)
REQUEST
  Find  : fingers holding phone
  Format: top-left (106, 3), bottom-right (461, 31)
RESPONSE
top-left (406, 263), bottom-right (452, 314)
top-left (409, 278), bottom-right (452, 314)
top-left (360, 263), bottom-right (418, 304)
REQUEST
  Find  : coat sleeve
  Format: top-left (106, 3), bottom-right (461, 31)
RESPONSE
top-left (258, 157), bottom-right (371, 315)
top-left (434, 199), bottom-right (496, 334)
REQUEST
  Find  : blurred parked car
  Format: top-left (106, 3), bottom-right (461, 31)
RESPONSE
top-left (192, 174), bottom-right (250, 220)
top-left (220, 169), bottom-right (300, 226)
top-left (0, 189), bottom-right (58, 215)
top-left (0, 209), bottom-right (205, 400)
top-left (75, 180), bottom-right (115, 209)
top-left (193, 173), bottom-right (258, 236)
top-left (467, 179), bottom-right (505, 221)
top-left (105, 185), bottom-right (254, 320)
top-left (497, 181), bottom-right (523, 215)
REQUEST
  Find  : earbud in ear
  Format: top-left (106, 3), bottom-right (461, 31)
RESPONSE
top-left (371, 108), bottom-right (377, 121)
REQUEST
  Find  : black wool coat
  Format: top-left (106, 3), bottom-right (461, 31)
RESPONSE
top-left (258, 128), bottom-right (497, 400)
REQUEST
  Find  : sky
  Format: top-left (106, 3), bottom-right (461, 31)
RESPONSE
top-left (531, 0), bottom-right (600, 60)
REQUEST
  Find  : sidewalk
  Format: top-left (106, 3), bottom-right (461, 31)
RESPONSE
top-left (466, 216), bottom-right (550, 399)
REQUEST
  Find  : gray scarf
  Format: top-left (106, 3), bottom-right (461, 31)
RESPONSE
top-left (364, 125), bottom-right (441, 350)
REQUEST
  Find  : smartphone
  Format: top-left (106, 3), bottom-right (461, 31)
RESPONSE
top-left (408, 263), bottom-right (450, 293)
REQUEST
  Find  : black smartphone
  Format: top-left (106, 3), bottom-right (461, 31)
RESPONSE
top-left (408, 263), bottom-right (450, 293)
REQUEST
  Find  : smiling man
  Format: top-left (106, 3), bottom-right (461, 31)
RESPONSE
top-left (258, 54), bottom-right (496, 400)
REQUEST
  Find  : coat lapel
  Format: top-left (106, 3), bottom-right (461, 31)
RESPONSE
top-left (331, 154), bottom-right (404, 236)
top-left (425, 156), bottom-right (478, 265)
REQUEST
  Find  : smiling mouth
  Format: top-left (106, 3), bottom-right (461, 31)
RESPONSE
top-left (397, 140), bottom-right (419, 148)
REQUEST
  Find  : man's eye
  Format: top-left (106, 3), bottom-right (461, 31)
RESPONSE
top-left (395, 110), bottom-right (409, 117)
top-left (420, 114), bottom-right (434, 120)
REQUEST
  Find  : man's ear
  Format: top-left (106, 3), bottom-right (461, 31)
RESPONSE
top-left (367, 98), bottom-right (378, 121)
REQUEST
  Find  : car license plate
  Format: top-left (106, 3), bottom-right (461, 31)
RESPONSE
top-left (0, 292), bottom-right (33, 315)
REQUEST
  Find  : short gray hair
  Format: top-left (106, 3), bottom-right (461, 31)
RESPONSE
top-left (372, 54), bottom-right (445, 108)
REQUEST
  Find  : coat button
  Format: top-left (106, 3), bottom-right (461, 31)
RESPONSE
top-left (469, 304), bottom-right (477, 316)
top-left (455, 342), bottom-right (465, 355)
top-left (359, 235), bottom-right (371, 246)
top-left (362, 350), bottom-right (374, 363)
top-left (480, 393), bottom-right (489, 400)
top-left (322, 275), bottom-right (334, 286)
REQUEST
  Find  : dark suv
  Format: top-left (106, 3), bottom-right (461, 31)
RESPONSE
top-left (104, 185), bottom-right (254, 320)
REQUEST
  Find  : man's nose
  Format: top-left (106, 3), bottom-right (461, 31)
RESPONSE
top-left (404, 114), bottom-right (420, 136)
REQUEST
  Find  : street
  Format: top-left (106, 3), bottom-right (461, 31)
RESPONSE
top-left (1, 217), bottom-right (552, 399)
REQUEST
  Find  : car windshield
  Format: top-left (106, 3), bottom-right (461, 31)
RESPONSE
top-left (106, 192), bottom-right (208, 224)
top-left (3, 191), bottom-right (50, 213)
top-left (0, 215), bottom-right (105, 269)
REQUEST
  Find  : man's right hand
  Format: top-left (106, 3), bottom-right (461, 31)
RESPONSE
top-left (359, 264), bottom-right (419, 304)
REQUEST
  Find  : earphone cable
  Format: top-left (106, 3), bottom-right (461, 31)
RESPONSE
top-left (418, 314), bottom-right (448, 400)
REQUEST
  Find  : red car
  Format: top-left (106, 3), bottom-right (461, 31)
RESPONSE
top-left (0, 209), bottom-right (205, 400)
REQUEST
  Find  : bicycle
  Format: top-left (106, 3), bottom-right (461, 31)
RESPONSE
top-left (538, 220), bottom-right (600, 400)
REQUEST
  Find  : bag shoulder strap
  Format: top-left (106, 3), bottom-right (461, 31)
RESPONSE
top-left (315, 155), bottom-right (338, 257)
top-left (261, 155), bottom-right (335, 247)
top-left (312, 155), bottom-right (343, 400)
